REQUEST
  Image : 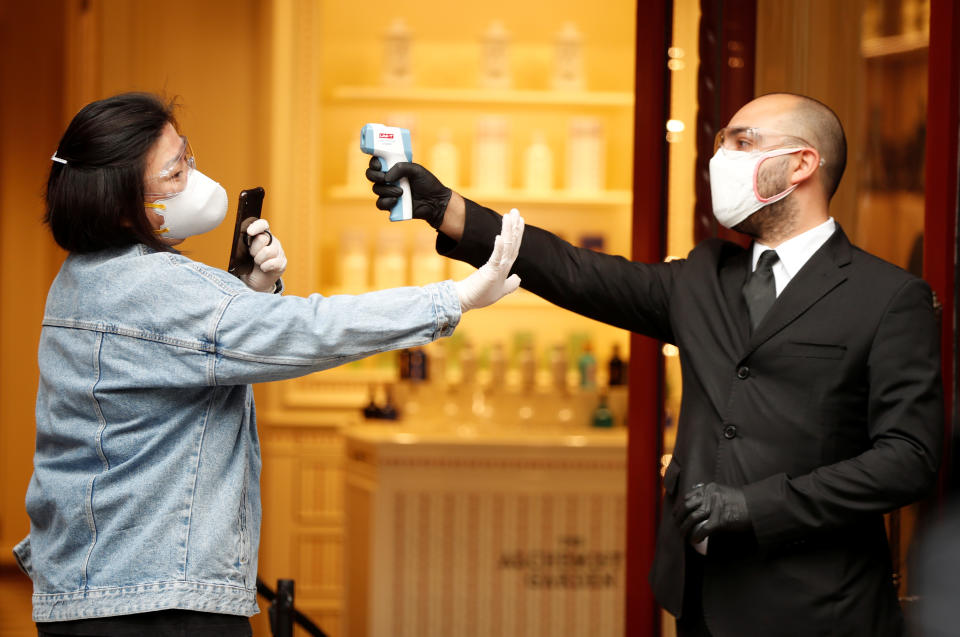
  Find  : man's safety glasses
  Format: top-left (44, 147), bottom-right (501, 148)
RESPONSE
top-left (713, 127), bottom-right (815, 155)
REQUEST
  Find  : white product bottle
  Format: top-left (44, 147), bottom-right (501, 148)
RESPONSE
top-left (566, 116), bottom-right (605, 193)
top-left (340, 230), bottom-right (369, 292)
top-left (347, 138), bottom-right (372, 190)
top-left (409, 230), bottom-right (446, 285)
top-left (553, 22), bottom-right (585, 91)
top-left (472, 115), bottom-right (510, 193)
top-left (480, 21), bottom-right (511, 89)
top-left (373, 228), bottom-right (407, 290)
top-left (383, 18), bottom-right (413, 87)
top-left (429, 128), bottom-right (460, 188)
top-left (523, 130), bottom-right (554, 194)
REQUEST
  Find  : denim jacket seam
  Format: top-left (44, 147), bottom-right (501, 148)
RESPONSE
top-left (80, 331), bottom-right (109, 591)
top-left (210, 295), bottom-right (370, 370)
top-left (162, 252), bottom-right (247, 297)
top-left (42, 318), bottom-right (218, 354)
top-left (31, 579), bottom-right (256, 599)
top-left (182, 389), bottom-right (219, 579)
top-left (430, 280), bottom-right (460, 338)
top-left (208, 296), bottom-right (236, 386)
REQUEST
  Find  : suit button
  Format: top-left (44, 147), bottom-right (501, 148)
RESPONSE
top-left (723, 424), bottom-right (738, 439)
top-left (737, 366), bottom-right (750, 379)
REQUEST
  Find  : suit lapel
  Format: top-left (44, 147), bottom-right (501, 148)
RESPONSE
top-left (719, 247), bottom-right (752, 346)
top-left (744, 226), bottom-right (852, 355)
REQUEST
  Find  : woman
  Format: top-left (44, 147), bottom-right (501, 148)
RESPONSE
top-left (13, 92), bottom-right (523, 636)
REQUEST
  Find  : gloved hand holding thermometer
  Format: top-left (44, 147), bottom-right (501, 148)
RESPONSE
top-left (364, 156), bottom-right (523, 311)
top-left (361, 124), bottom-right (413, 221)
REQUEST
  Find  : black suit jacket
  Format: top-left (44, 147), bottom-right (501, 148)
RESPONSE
top-left (440, 200), bottom-right (943, 637)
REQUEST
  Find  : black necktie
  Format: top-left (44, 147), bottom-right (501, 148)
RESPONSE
top-left (742, 250), bottom-right (779, 329)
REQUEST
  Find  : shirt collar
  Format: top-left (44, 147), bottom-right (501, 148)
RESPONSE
top-left (752, 217), bottom-right (836, 279)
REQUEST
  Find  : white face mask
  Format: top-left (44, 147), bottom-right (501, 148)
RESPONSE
top-left (146, 169), bottom-right (228, 240)
top-left (708, 147), bottom-right (804, 229)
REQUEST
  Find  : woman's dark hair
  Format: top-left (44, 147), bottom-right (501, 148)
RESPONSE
top-left (46, 92), bottom-right (180, 253)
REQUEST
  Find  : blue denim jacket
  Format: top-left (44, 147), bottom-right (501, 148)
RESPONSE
top-left (13, 244), bottom-right (460, 621)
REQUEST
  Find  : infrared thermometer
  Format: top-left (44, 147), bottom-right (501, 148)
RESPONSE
top-left (361, 123), bottom-right (413, 221)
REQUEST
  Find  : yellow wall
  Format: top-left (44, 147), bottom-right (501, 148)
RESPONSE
top-left (0, 1), bottom-right (270, 633)
top-left (0, 4), bottom-right (68, 634)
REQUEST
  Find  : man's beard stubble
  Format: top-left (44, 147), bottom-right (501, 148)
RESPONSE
top-left (733, 155), bottom-right (799, 244)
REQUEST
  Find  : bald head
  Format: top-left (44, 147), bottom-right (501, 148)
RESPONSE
top-left (733, 93), bottom-right (847, 199)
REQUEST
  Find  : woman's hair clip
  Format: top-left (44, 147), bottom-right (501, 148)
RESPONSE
top-left (51, 153), bottom-right (68, 165)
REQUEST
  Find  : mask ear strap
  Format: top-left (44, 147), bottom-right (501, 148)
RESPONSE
top-left (145, 202), bottom-right (169, 234)
top-left (752, 147), bottom-right (807, 203)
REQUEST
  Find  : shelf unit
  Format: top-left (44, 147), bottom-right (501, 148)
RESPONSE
top-left (332, 85), bottom-right (634, 108)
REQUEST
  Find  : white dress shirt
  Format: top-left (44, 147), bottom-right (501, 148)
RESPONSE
top-left (751, 217), bottom-right (837, 297)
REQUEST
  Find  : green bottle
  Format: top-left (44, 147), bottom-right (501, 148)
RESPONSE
top-left (592, 392), bottom-right (614, 428)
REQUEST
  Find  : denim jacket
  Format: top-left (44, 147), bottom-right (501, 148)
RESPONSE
top-left (13, 244), bottom-right (460, 621)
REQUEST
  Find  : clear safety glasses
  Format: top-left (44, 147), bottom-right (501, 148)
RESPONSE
top-left (713, 127), bottom-right (815, 155)
top-left (144, 135), bottom-right (196, 199)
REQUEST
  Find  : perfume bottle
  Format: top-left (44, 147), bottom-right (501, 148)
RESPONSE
top-left (363, 384), bottom-right (382, 419)
top-left (567, 116), bottom-right (605, 193)
top-left (383, 18), bottom-right (413, 87)
top-left (373, 228), bottom-right (407, 290)
top-left (578, 342), bottom-right (597, 389)
top-left (339, 230), bottom-right (369, 292)
top-left (550, 343), bottom-right (568, 395)
top-left (553, 22), bottom-right (585, 91)
top-left (479, 21), bottom-right (511, 89)
top-left (608, 343), bottom-right (627, 386)
top-left (523, 130), bottom-right (554, 194)
top-left (592, 392), bottom-right (614, 428)
top-left (472, 116), bottom-right (510, 192)
top-left (490, 342), bottom-right (507, 385)
top-left (407, 347), bottom-right (429, 382)
top-left (429, 128), bottom-right (460, 188)
top-left (519, 342), bottom-right (537, 393)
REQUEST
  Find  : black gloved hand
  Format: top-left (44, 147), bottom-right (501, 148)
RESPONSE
top-left (365, 158), bottom-right (452, 229)
top-left (674, 482), bottom-right (752, 544)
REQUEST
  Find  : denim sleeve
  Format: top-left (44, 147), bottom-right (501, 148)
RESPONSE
top-left (209, 281), bottom-right (461, 385)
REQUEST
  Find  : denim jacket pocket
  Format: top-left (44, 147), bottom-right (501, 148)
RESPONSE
top-left (12, 536), bottom-right (32, 578)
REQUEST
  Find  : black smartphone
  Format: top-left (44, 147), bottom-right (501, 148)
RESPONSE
top-left (227, 187), bottom-right (265, 278)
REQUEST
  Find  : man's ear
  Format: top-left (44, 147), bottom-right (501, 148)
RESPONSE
top-left (790, 147), bottom-right (822, 186)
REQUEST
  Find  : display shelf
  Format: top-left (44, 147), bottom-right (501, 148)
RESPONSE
top-left (861, 33), bottom-right (928, 58)
top-left (329, 185), bottom-right (632, 207)
top-left (321, 286), bottom-right (552, 309)
top-left (331, 85), bottom-right (634, 108)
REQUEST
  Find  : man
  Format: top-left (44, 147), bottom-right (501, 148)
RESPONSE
top-left (366, 93), bottom-right (943, 636)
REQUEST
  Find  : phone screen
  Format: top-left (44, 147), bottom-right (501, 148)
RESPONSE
top-left (227, 187), bottom-right (265, 278)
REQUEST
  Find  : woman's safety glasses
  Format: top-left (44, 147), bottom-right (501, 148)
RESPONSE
top-left (144, 136), bottom-right (195, 200)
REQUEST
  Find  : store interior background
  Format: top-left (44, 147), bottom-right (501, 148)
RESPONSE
top-left (0, 0), bottom-right (937, 635)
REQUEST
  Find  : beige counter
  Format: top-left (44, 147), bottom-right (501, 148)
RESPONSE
top-left (343, 424), bottom-right (627, 637)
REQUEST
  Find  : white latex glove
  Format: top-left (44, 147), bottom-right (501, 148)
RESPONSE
top-left (240, 218), bottom-right (287, 293)
top-left (455, 208), bottom-right (524, 312)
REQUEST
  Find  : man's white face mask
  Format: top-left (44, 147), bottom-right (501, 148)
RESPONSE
top-left (708, 146), bottom-right (805, 229)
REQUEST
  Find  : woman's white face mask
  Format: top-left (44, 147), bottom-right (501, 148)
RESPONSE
top-left (145, 168), bottom-right (228, 240)
top-left (708, 147), bottom-right (806, 229)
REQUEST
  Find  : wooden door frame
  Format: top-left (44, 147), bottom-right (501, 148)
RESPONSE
top-left (626, 2), bottom-right (672, 635)
top-left (924, 0), bottom-right (960, 497)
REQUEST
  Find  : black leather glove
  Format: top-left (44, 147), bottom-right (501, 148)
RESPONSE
top-left (365, 158), bottom-right (452, 229)
top-left (674, 482), bottom-right (752, 544)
